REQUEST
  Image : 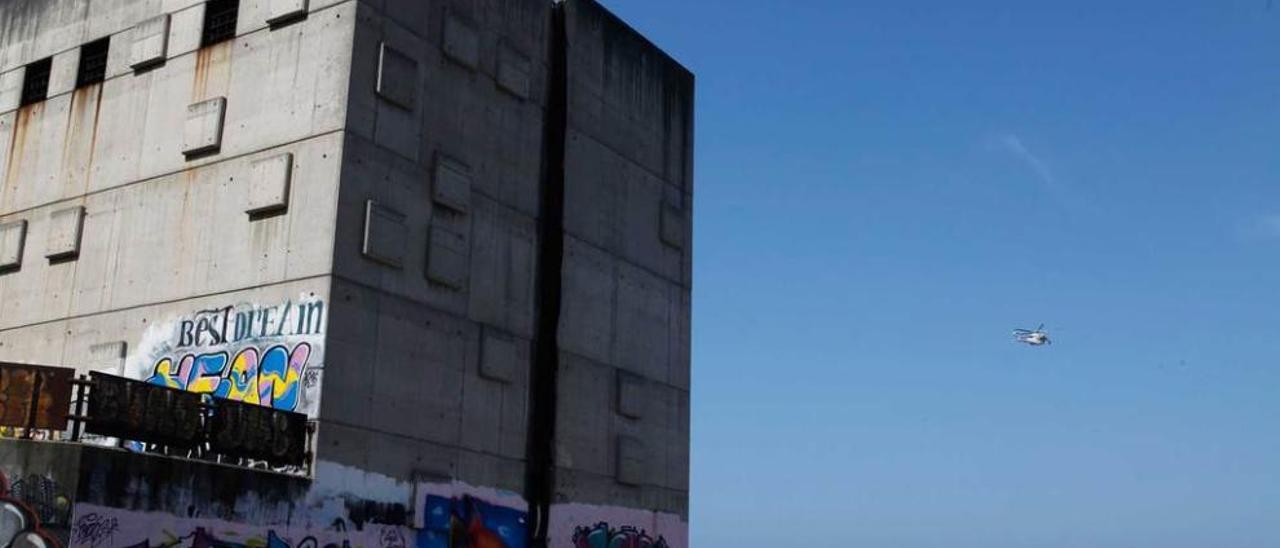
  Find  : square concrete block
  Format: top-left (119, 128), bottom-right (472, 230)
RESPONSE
top-left (0, 220), bottom-right (26, 270)
top-left (427, 225), bottom-right (468, 289)
top-left (617, 371), bottom-right (645, 420)
top-left (617, 436), bottom-right (647, 486)
top-left (433, 154), bottom-right (471, 213)
top-left (46, 206), bottom-right (85, 260)
top-left (183, 97), bottom-right (227, 157)
top-left (267, 0), bottom-right (309, 26)
top-left (660, 201), bottom-right (684, 249)
top-left (362, 200), bottom-right (407, 268)
top-left (0, 68), bottom-right (24, 112)
top-left (497, 44), bottom-right (531, 99)
top-left (442, 12), bottom-right (480, 69)
top-left (377, 43), bottom-right (418, 110)
top-left (246, 153), bottom-right (293, 215)
top-left (130, 14), bottom-right (170, 70)
top-left (48, 49), bottom-right (79, 96)
top-left (88, 341), bottom-right (127, 374)
top-left (480, 328), bottom-right (518, 383)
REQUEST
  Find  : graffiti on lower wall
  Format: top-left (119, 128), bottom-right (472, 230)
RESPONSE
top-left (548, 504), bottom-right (685, 548)
top-left (0, 470), bottom-right (72, 548)
top-left (571, 523), bottom-right (667, 548)
top-left (65, 505), bottom-right (408, 548)
top-left (128, 295), bottom-right (326, 417)
top-left (61, 467), bottom-right (531, 548)
top-left (414, 482), bottom-right (527, 548)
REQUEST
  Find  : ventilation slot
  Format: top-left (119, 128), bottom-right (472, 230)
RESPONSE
top-left (20, 58), bottom-right (51, 106)
top-left (76, 38), bottom-right (110, 88)
top-left (201, 0), bottom-right (240, 47)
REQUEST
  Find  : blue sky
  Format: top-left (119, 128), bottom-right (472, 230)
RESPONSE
top-left (602, 1), bottom-right (1280, 546)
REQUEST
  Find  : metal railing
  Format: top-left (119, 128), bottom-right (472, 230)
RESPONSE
top-left (0, 363), bottom-right (315, 477)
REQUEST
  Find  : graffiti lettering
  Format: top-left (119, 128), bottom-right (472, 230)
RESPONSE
top-left (121, 528), bottom-right (350, 548)
top-left (132, 297), bottom-right (326, 417)
top-left (0, 471), bottom-right (65, 548)
top-left (144, 344), bottom-right (310, 412)
top-left (69, 515), bottom-right (117, 548)
top-left (572, 523), bottom-right (668, 548)
top-left (208, 398), bottom-right (307, 467)
top-left (377, 528), bottom-right (404, 548)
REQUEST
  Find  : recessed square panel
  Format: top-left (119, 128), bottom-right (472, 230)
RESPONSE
top-left (267, 0), bottom-right (308, 26)
top-left (0, 68), bottom-right (24, 112)
top-left (0, 220), bottom-right (27, 270)
top-left (183, 97), bottom-right (227, 157)
top-left (433, 154), bottom-right (471, 213)
top-left (46, 206), bottom-right (85, 261)
top-left (497, 45), bottom-right (531, 99)
top-left (616, 372), bottom-right (645, 420)
top-left (427, 225), bottom-right (468, 289)
top-left (442, 12), bottom-right (480, 69)
top-left (377, 43), bottom-right (418, 110)
top-left (480, 328), bottom-right (518, 383)
top-left (247, 152), bottom-right (293, 215)
top-left (130, 14), bottom-right (170, 70)
top-left (88, 341), bottom-right (128, 374)
top-left (616, 436), bottom-right (647, 486)
top-left (362, 200), bottom-right (407, 268)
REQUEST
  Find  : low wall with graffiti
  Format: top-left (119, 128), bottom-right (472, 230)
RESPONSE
top-left (126, 295), bottom-right (327, 418)
top-left (549, 504), bottom-right (687, 548)
top-left (0, 439), bottom-right (84, 548)
top-left (0, 441), bottom-right (537, 548)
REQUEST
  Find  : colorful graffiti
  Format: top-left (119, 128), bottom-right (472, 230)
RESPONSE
top-left (130, 297), bottom-right (326, 416)
top-left (416, 495), bottom-right (524, 548)
top-left (0, 470), bottom-right (69, 548)
top-left (145, 343), bottom-right (310, 411)
top-left (548, 505), bottom-right (685, 548)
top-left (65, 504), bottom-right (405, 548)
top-left (571, 524), bottom-right (666, 548)
top-left (410, 481), bottom-right (528, 548)
top-left (110, 527), bottom-right (354, 548)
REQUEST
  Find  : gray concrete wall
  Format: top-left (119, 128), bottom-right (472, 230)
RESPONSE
top-left (317, 0), bottom-right (551, 502)
top-left (549, 0), bottom-right (694, 544)
top-left (0, 0), bottom-right (355, 418)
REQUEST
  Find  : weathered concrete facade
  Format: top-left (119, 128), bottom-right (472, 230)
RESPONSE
top-left (0, 0), bottom-right (692, 546)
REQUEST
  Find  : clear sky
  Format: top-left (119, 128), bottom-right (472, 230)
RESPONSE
top-left (600, 1), bottom-right (1280, 546)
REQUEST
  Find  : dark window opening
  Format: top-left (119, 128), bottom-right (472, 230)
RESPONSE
top-left (19, 57), bottom-right (52, 106)
top-left (201, 0), bottom-right (240, 47)
top-left (76, 37), bottom-right (110, 88)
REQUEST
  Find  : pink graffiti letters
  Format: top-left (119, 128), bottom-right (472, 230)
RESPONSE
top-left (145, 343), bottom-right (309, 412)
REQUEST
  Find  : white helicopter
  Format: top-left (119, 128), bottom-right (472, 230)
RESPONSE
top-left (1013, 324), bottom-right (1051, 346)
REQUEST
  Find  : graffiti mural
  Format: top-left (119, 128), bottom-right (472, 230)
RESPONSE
top-left (65, 505), bottom-right (406, 548)
top-left (129, 296), bottom-right (326, 417)
top-left (548, 505), bottom-right (685, 548)
top-left (413, 483), bottom-right (527, 548)
top-left (0, 470), bottom-right (70, 548)
top-left (571, 523), bottom-right (667, 548)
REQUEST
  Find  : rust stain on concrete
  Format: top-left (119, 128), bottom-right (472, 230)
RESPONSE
top-left (2, 104), bottom-right (36, 207)
top-left (193, 42), bottom-right (233, 102)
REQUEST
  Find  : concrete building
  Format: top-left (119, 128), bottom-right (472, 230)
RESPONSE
top-left (0, 0), bottom-right (693, 547)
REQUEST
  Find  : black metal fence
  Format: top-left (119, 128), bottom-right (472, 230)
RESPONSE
top-left (0, 362), bottom-right (313, 476)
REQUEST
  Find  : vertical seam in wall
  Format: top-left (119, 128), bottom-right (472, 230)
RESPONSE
top-left (526, 2), bottom-right (567, 546)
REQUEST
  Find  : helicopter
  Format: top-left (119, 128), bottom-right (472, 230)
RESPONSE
top-left (1013, 324), bottom-right (1051, 346)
